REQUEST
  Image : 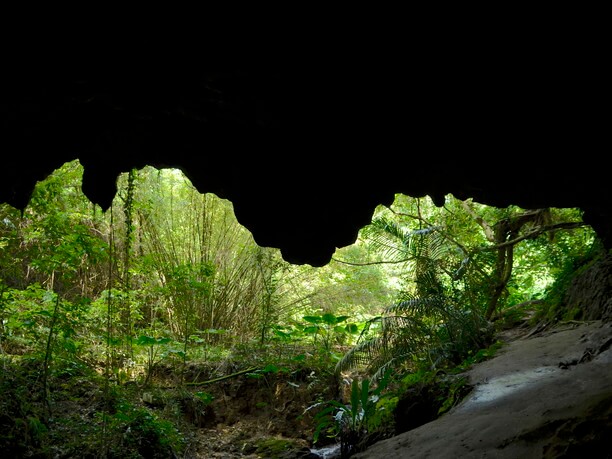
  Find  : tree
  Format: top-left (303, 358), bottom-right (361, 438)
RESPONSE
top-left (117, 166), bottom-right (299, 344)
top-left (460, 200), bottom-right (589, 319)
top-left (335, 194), bottom-right (595, 379)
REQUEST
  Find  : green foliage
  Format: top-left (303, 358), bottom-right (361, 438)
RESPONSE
top-left (308, 242), bottom-right (398, 319)
top-left (336, 221), bottom-right (493, 381)
top-left (0, 360), bottom-right (48, 456)
top-left (102, 401), bottom-right (184, 458)
top-left (301, 312), bottom-right (358, 352)
top-left (194, 390), bottom-right (214, 405)
top-left (254, 437), bottom-right (305, 458)
top-left (0, 284), bottom-right (91, 370)
top-left (247, 363), bottom-right (281, 379)
top-left (335, 194), bottom-right (593, 384)
top-left (0, 161), bottom-right (601, 456)
top-left (436, 376), bottom-right (470, 415)
top-left (160, 261), bottom-right (215, 339)
top-left (135, 334), bottom-right (174, 386)
top-left (14, 161), bottom-right (109, 293)
top-left (311, 374), bottom-right (391, 456)
top-left (366, 392), bottom-right (398, 436)
top-left (532, 242), bottom-right (604, 323)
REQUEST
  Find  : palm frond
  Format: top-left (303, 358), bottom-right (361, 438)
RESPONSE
top-left (363, 217), bottom-right (441, 264)
top-left (338, 210), bottom-right (496, 379)
top-left (388, 294), bottom-right (447, 318)
top-left (335, 312), bottom-right (432, 376)
top-left (335, 336), bottom-right (387, 374)
top-left (361, 217), bottom-right (411, 262)
top-left (418, 228), bottom-right (447, 261)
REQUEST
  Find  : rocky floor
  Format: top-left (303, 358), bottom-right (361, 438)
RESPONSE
top-left (353, 320), bottom-right (612, 458)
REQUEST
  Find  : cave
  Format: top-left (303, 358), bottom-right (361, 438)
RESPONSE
top-left (2, 34), bottom-right (610, 458)
top-left (3, 33), bottom-right (610, 267)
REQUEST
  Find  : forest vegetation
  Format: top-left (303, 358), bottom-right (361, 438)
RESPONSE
top-left (0, 160), bottom-right (601, 458)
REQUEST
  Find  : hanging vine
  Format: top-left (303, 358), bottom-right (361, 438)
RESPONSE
top-left (121, 168), bottom-right (137, 357)
top-left (102, 202), bottom-right (115, 457)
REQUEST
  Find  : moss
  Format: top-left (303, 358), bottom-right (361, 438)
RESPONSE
top-left (254, 437), bottom-right (300, 457)
top-left (562, 307), bottom-right (582, 321)
top-left (534, 247), bottom-right (605, 323)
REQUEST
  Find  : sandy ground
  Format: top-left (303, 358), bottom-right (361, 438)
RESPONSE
top-left (353, 320), bottom-right (612, 458)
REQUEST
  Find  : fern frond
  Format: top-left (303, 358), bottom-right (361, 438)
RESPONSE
top-left (387, 295), bottom-right (447, 318)
top-left (335, 312), bottom-right (434, 376)
top-left (335, 336), bottom-right (387, 374)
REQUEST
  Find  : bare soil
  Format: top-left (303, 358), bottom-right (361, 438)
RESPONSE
top-left (155, 361), bottom-right (340, 458)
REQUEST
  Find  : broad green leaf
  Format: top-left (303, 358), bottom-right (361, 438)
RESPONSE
top-left (136, 335), bottom-right (156, 346)
top-left (273, 329), bottom-right (291, 338)
top-left (261, 364), bottom-right (279, 373)
top-left (303, 315), bottom-right (322, 324)
top-left (361, 378), bottom-right (370, 409)
top-left (321, 313), bottom-right (337, 325)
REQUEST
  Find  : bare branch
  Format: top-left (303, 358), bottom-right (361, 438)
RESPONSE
top-left (331, 257), bottom-right (411, 266)
top-left (479, 221), bottom-right (588, 251)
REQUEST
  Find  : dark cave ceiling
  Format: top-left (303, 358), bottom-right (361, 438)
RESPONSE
top-left (1, 34), bottom-right (608, 266)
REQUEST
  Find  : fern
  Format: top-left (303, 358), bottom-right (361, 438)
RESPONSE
top-left (336, 215), bottom-right (492, 381)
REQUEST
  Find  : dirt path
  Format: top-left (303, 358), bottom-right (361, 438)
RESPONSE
top-left (353, 320), bottom-right (612, 458)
